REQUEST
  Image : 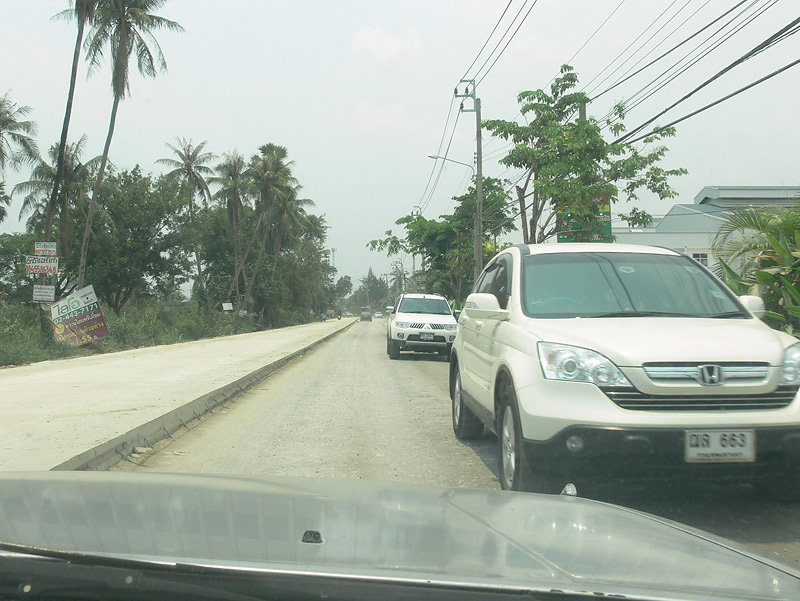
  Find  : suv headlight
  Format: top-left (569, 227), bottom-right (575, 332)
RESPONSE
top-left (780, 344), bottom-right (800, 385)
top-left (442, 324), bottom-right (457, 331)
top-left (395, 322), bottom-right (411, 329)
top-left (537, 342), bottom-right (631, 387)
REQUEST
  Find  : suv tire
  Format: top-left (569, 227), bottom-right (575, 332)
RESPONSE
top-left (497, 378), bottom-right (560, 493)
top-left (451, 365), bottom-right (483, 439)
top-left (389, 340), bottom-right (400, 360)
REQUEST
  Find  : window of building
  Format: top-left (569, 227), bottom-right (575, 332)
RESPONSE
top-left (692, 253), bottom-right (709, 266)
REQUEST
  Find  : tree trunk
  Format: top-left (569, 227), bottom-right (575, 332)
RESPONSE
top-left (516, 185), bottom-right (529, 244)
top-left (46, 20), bottom-right (85, 244)
top-left (78, 93), bottom-right (120, 289)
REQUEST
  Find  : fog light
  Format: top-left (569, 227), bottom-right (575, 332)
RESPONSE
top-left (397, 333), bottom-right (404, 339)
top-left (566, 435), bottom-right (585, 454)
top-left (449, 335), bottom-right (455, 341)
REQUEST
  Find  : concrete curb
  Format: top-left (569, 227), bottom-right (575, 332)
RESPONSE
top-left (51, 320), bottom-right (357, 471)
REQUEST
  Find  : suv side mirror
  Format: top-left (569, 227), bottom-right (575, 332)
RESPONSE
top-left (739, 295), bottom-right (765, 319)
top-left (464, 293), bottom-right (510, 321)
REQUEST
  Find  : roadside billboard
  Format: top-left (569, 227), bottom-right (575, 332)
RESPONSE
top-left (50, 285), bottom-right (110, 346)
top-left (26, 256), bottom-right (59, 275)
top-left (34, 242), bottom-right (57, 256)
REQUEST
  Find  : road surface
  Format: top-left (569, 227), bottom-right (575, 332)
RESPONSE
top-left (118, 318), bottom-right (800, 567)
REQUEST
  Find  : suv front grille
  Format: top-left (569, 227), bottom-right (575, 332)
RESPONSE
top-left (643, 362), bottom-right (769, 385)
top-left (602, 385), bottom-right (799, 411)
top-left (409, 323), bottom-right (446, 330)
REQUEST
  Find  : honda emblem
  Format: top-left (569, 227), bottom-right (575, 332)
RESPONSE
top-left (698, 364), bottom-right (723, 386)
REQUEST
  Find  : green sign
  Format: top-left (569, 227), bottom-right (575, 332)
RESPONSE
top-left (557, 200), bottom-right (612, 243)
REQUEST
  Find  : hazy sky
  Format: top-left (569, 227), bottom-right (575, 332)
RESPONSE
top-left (2, 0), bottom-right (798, 283)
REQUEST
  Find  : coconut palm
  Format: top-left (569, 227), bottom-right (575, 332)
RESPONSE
top-left (156, 137), bottom-right (216, 294)
top-left (0, 92), bottom-right (38, 176)
top-left (271, 183), bottom-right (314, 274)
top-left (14, 136), bottom-right (95, 247)
top-left (210, 151), bottom-right (250, 299)
top-left (0, 182), bottom-right (10, 225)
top-left (48, 0), bottom-right (99, 244)
top-left (77, 0), bottom-right (184, 288)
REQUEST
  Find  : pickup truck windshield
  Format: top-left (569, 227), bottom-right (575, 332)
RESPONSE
top-left (398, 298), bottom-right (452, 315)
top-left (522, 253), bottom-right (745, 319)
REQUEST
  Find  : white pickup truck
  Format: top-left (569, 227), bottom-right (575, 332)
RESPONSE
top-left (386, 293), bottom-right (458, 360)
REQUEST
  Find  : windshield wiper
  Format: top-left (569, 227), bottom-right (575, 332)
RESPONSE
top-left (707, 311), bottom-right (748, 318)
top-left (585, 311), bottom-right (699, 318)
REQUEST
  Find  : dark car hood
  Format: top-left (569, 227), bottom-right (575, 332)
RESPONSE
top-left (0, 472), bottom-right (798, 600)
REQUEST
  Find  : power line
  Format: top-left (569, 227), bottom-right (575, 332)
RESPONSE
top-left (590, 0), bottom-right (750, 101)
top-left (414, 96), bottom-right (456, 214)
top-left (475, 0), bottom-right (541, 87)
top-left (599, 0), bottom-right (776, 129)
top-left (460, 0), bottom-right (514, 81)
top-left (615, 14), bottom-right (800, 145)
top-left (419, 110), bottom-right (462, 214)
top-left (622, 54), bottom-right (800, 145)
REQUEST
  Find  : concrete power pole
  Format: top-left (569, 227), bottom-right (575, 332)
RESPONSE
top-left (455, 80), bottom-right (483, 281)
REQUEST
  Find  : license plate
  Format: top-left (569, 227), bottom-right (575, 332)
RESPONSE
top-left (684, 430), bottom-right (755, 463)
top-left (420, 332), bottom-right (434, 341)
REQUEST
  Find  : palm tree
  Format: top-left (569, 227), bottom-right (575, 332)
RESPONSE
top-left (0, 181), bottom-right (10, 225)
top-left (0, 92), bottom-right (38, 177)
top-left (271, 183), bottom-right (314, 275)
top-left (14, 137), bottom-right (96, 256)
top-left (156, 137), bottom-right (216, 294)
top-left (210, 151), bottom-right (250, 299)
top-left (77, 0), bottom-right (184, 288)
top-left (712, 205), bottom-right (800, 277)
top-left (240, 144), bottom-right (295, 305)
top-left (48, 0), bottom-right (98, 244)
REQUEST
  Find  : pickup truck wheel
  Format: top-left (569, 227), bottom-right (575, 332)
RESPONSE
top-left (389, 340), bottom-right (400, 360)
top-left (452, 368), bottom-right (483, 439)
top-left (497, 382), bottom-right (559, 493)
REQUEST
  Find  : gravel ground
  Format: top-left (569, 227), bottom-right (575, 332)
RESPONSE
top-left (118, 319), bottom-right (800, 567)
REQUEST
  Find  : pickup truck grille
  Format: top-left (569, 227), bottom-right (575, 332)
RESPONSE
top-left (602, 385), bottom-right (799, 411)
top-left (408, 323), bottom-right (446, 330)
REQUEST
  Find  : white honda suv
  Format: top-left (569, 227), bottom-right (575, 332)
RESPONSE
top-left (449, 243), bottom-right (800, 496)
top-left (387, 293), bottom-right (457, 359)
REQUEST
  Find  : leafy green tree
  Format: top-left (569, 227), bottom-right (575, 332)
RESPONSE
top-left (49, 0), bottom-right (99, 244)
top-left (156, 137), bottom-right (216, 296)
top-left (78, 167), bottom-right (187, 314)
top-left (483, 65), bottom-right (686, 243)
top-left (0, 232), bottom-right (36, 302)
top-left (0, 92), bottom-right (38, 178)
top-left (77, 0), bottom-right (184, 288)
top-left (271, 183), bottom-right (314, 274)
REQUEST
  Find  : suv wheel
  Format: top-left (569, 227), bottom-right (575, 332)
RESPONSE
top-left (497, 379), bottom-right (559, 493)
top-left (389, 340), bottom-right (400, 360)
top-left (451, 365), bottom-right (483, 439)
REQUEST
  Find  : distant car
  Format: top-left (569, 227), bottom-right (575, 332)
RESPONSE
top-left (450, 242), bottom-right (800, 497)
top-left (360, 310), bottom-right (372, 322)
top-left (374, 312), bottom-right (382, 319)
top-left (386, 293), bottom-right (457, 360)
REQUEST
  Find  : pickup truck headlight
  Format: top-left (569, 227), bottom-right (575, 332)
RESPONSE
top-left (395, 322), bottom-right (411, 329)
top-left (442, 324), bottom-right (457, 331)
top-left (780, 344), bottom-right (800, 385)
top-left (537, 342), bottom-right (631, 386)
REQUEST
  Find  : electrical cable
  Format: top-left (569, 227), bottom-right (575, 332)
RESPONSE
top-left (460, 0), bottom-right (514, 81)
top-left (620, 54), bottom-right (800, 146)
top-left (614, 14), bottom-right (800, 145)
top-left (419, 110), bottom-right (462, 214)
top-left (469, 0), bottom-right (531, 81)
top-left (591, 0), bottom-right (750, 101)
top-left (414, 96), bottom-right (456, 214)
top-left (475, 0), bottom-right (541, 87)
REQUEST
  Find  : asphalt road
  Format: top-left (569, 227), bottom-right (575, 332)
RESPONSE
top-left (118, 318), bottom-right (800, 567)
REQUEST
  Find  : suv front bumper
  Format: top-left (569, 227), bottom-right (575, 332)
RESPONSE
top-left (520, 424), bottom-right (800, 481)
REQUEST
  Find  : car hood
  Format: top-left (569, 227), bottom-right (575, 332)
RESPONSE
top-left (1, 472), bottom-right (798, 600)
top-left (395, 312), bottom-right (455, 324)
top-left (525, 317), bottom-right (790, 366)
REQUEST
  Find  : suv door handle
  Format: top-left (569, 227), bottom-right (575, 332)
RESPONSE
top-left (475, 320), bottom-right (484, 330)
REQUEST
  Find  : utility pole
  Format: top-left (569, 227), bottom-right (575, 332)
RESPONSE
top-left (330, 248), bottom-right (336, 268)
top-left (455, 79), bottom-right (483, 281)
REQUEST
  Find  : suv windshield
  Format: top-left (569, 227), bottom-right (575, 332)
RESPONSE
top-left (522, 252), bottom-right (745, 319)
top-left (398, 297), bottom-right (452, 315)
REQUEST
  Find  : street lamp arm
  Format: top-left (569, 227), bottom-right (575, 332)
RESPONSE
top-left (427, 154), bottom-right (475, 175)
